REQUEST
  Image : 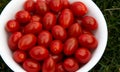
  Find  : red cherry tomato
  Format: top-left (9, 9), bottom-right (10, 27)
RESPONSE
top-left (38, 31), bottom-right (52, 47)
top-left (71, 2), bottom-right (88, 16)
top-left (75, 47), bottom-right (91, 64)
top-left (24, 0), bottom-right (35, 12)
top-left (61, 0), bottom-right (70, 9)
top-left (8, 32), bottom-right (22, 51)
top-left (82, 29), bottom-right (93, 35)
top-left (23, 21), bottom-right (42, 34)
top-left (5, 20), bottom-right (20, 33)
top-left (23, 59), bottom-right (41, 72)
top-left (52, 25), bottom-right (67, 41)
top-left (13, 50), bottom-right (26, 63)
top-left (50, 54), bottom-right (63, 63)
top-left (56, 63), bottom-right (66, 72)
top-left (50, 40), bottom-right (63, 54)
top-left (64, 37), bottom-right (78, 56)
top-left (59, 9), bottom-right (74, 29)
top-left (18, 34), bottom-right (37, 50)
top-left (81, 16), bottom-right (98, 30)
top-left (78, 34), bottom-right (98, 50)
top-left (15, 10), bottom-right (31, 24)
top-left (29, 46), bottom-right (49, 61)
top-left (43, 12), bottom-right (56, 30)
top-left (49, 0), bottom-right (62, 13)
top-left (68, 23), bottom-right (82, 37)
top-left (35, 1), bottom-right (49, 16)
top-left (63, 58), bottom-right (79, 72)
top-left (42, 57), bottom-right (56, 72)
top-left (30, 15), bottom-right (42, 22)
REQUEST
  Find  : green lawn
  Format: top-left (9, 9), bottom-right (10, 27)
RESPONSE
top-left (0, 0), bottom-right (120, 72)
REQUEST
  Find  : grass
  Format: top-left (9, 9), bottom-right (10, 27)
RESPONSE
top-left (0, 0), bottom-right (120, 72)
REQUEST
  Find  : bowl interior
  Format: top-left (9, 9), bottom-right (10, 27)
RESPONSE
top-left (0, 0), bottom-right (108, 72)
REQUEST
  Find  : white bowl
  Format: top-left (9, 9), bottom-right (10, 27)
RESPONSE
top-left (0, 0), bottom-right (108, 72)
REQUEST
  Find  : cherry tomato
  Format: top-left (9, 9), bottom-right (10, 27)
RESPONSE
top-left (18, 34), bottom-right (37, 50)
top-left (56, 63), bottom-right (66, 72)
top-left (63, 58), bottom-right (79, 72)
top-left (75, 47), bottom-right (91, 64)
top-left (13, 50), bottom-right (26, 63)
top-left (23, 21), bottom-right (42, 34)
top-left (43, 12), bottom-right (56, 30)
top-left (78, 34), bottom-right (98, 50)
top-left (30, 15), bottom-right (42, 22)
top-left (61, 0), bottom-right (70, 9)
top-left (24, 0), bottom-right (35, 12)
top-left (8, 32), bottom-right (22, 51)
top-left (71, 2), bottom-right (88, 16)
top-left (50, 54), bottom-right (63, 63)
top-left (52, 25), bottom-right (67, 41)
top-left (38, 31), bottom-right (52, 47)
top-left (15, 10), bottom-right (31, 24)
top-left (23, 59), bottom-right (41, 72)
top-left (50, 40), bottom-right (63, 54)
top-left (29, 46), bottom-right (49, 61)
top-left (5, 20), bottom-right (20, 33)
top-left (68, 23), bottom-right (82, 37)
top-left (64, 37), bottom-right (78, 56)
top-left (45, 0), bottom-right (51, 4)
top-left (35, 1), bottom-right (49, 16)
top-left (82, 29), bottom-right (93, 35)
top-left (81, 16), bottom-right (98, 30)
top-left (59, 9), bottom-right (74, 29)
top-left (49, 0), bottom-right (62, 13)
top-left (42, 57), bottom-right (56, 72)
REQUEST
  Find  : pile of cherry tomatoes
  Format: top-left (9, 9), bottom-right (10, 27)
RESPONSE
top-left (5, 0), bottom-right (98, 72)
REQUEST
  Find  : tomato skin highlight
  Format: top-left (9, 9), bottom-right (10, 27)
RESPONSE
top-left (38, 31), bottom-right (52, 47)
top-left (64, 37), bottom-right (78, 56)
top-left (23, 59), bottom-right (41, 72)
top-left (71, 2), bottom-right (88, 17)
top-left (78, 34), bottom-right (98, 50)
top-left (29, 46), bottom-right (49, 61)
top-left (18, 34), bottom-right (37, 50)
top-left (42, 57), bottom-right (56, 72)
top-left (59, 9), bottom-right (74, 29)
top-left (75, 47), bottom-right (92, 64)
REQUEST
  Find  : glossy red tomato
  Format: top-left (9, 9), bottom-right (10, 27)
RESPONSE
top-left (78, 34), bottom-right (98, 50)
top-left (82, 29), bottom-right (93, 35)
top-left (61, 0), bottom-right (70, 9)
top-left (38, 31), bottom-right (52, 47)
top-left (50, 40), bottom-right (63, 54)
top-left (29, 46), bottom-right (49, 61)
top-left (81, 16), bottom-right (98, 30)
top-left (13, 50), bottom-right (26, 63)
top-left (15, 10), bottom-right (31, 24)
top-left (30, 15), bottom-right (42, 22)
top-left (24, 0), bottom-right (35, 12)
top-left (59, 9), bottom-right (74, 29)
top-left (56, 63), bottom-right (66, 72)
top-left (50, 54), bottom-right (63, 63)
top-left (5, 20), bottom-right (20, 33)
top-left (23, 59), bottom-right (41, 72)
top-left (49, 0), bottom-right (62, 13)
top-left (35, 1), bottom-right (49, 16)
top-left (64, 37), bottom-right (78, 56)
top-left (75, 47), bottom-right (91, 64)
top-left (18, 34), bottom-right (37, 50)
top-left (8, 32), bottom-right (22, 51)
top-left (63, 58), bottom-right (79, 72)
top-left (71, 2), bottom-right (88, 16)
top-left (23, 21), bottom-right (42, 34)
top-left (43, 12), bottom-right (56, 30)
top-left (42, 57), bottom-right (56, 72)
top-left (52, 25), bottom-right (67, 41)
top-left (68, 23), bottom-right (82, 37)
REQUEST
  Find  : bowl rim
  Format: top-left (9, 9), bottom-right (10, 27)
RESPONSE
top-left (0, 0), bottom-right (108, 72)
